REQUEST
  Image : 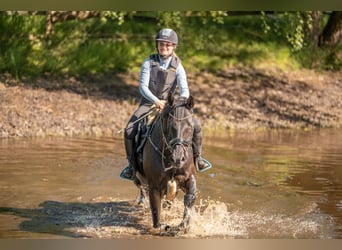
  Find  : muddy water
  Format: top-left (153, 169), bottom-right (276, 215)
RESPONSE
top-left (0, 129), bottom-right (341, 239)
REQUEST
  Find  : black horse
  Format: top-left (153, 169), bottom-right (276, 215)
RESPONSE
top-left (134, 94), bottom-right (197, 232)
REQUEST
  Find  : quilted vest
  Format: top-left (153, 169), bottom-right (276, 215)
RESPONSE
top-left (140, 54), bottom-right (180, 104)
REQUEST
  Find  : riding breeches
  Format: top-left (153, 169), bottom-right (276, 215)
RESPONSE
top-left (124, 103), bottom-right (152, 164)
top-left (124, 103), bottom-right (153, 140)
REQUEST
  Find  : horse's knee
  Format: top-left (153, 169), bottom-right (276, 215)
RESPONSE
top-left (184, 193), bottom-right (196, 207)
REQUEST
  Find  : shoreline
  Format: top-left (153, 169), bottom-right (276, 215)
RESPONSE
top-left (1, 67), bottom-right (342, 139)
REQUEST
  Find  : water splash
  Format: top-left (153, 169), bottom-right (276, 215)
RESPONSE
top-left (146, 197), bottom-right (333, 238)
top-left (196, 198), bottom-right (334, 238)
top-left (187, 199), bottom-right (247, 238)
top-left (38, 196), bottom-right (334, 239)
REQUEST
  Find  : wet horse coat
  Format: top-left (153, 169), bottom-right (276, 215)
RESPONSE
top-left (134, 95), bottom-right (197, 230)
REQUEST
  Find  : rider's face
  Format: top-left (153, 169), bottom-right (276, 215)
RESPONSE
top-left (157, 41), bottom-right (176, 58)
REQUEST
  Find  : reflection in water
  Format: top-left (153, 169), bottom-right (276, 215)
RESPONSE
top-left (203, 129), bottom-right (342, 238)
top-left (0, 129), bottom-right (341, 238)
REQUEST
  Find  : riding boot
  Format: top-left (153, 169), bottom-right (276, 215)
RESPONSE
top-left (120, 138), bottom-right (136, 181)
top-left (192, 126), bottom-right (212, 173)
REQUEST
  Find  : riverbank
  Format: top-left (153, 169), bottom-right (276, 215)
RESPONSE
top-left (1, 67), bottom-right (342, 139)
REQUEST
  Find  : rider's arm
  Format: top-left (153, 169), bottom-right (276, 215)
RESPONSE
top-left (139, 58), bottom-right (159, 103)
top-left (176, 62), bottom-right (190, 98)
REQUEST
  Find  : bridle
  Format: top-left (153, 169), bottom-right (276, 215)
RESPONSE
top-left (164, 103), bottom-right (193, 150)
top-left (147, 100), bottom-right (194, 171)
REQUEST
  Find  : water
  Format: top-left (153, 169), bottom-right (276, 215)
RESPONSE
top-left (0, 129), bottom-right (341, 238)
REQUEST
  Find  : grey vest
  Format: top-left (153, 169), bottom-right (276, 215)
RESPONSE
top-left (141, 54), bottom-right (180, 105)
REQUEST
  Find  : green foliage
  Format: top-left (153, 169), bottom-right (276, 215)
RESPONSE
top-left (46, 18), bottom-right (134, 75)
top-left (101, 11), bottom-right (131, 25)
top-left (180, 14), bottom-right (297, 72)
top-left (0, 14), bottom-right (46, 78)
top-left (156, 11), bottom-right (183, 30)
top-left (261, 12), bottom-right (310, 51)
top-left (294, 44), bottom-right (342, 71)
top-left (192, 11), bottom-right (228, 25)
top-left (0, 13), bottom-right (144, 77)
top-left (0, 11), bottom-right (340, 80)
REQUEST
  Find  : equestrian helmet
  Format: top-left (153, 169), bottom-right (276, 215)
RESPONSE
top-left (155, 28), bottom-right (178, 45)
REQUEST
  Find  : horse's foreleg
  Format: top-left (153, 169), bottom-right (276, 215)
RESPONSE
top-left (180, 174), bottom-right (197, 229)
top-left (149, 186), bottom-right (162, 228)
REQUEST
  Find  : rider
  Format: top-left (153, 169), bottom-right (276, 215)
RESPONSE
top-left (120, 28), bottom-right (211, 180)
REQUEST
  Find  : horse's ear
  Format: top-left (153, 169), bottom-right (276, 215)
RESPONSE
top-left (187, 95), bottom-right (194, 109)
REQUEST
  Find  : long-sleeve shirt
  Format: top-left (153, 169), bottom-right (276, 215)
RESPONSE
top-left (139, 54), bottom-right (190, 103)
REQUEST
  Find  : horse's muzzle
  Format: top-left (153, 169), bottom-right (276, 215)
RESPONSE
top-left (171, 144), bottom-right (187, 167)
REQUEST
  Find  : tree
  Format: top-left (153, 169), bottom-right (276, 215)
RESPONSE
top-left (318, 11), bottom-right (342, 49)
top-left (301, 11), bottom-right (323, 48)
top-left (45, 11), bottom-right (100, 37)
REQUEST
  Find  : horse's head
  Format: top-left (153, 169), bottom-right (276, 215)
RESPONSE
top-left (162, 95), bottom-right (195, 168)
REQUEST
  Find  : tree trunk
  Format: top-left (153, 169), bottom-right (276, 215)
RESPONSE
top-left (302, 11), bottom-right (323, 47)
top-left (318, 11), bottom-right (342, 48)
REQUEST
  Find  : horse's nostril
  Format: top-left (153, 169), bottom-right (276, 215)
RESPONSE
top-left (182, 157), bottom-right (185, 162)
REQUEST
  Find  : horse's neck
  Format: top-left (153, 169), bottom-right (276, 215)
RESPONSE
top-left (149, 115), bottom-right (165, 149)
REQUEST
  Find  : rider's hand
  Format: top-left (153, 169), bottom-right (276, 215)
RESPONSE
top-left (154, 99), bottom-right (167, 110)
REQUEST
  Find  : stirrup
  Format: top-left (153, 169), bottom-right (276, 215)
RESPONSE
top-left (120, 165), bottom-right (135, 181)
top-left (196, 158), bottom-right (212, 173)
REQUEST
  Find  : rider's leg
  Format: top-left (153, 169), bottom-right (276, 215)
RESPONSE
top-left (120, 110), bottom-right (139, 180)
top-left (120, 104), bottom-right (150, 180)
top-left (192, 118), bottom-right (211, 172)
top-left (120, 136), bottom-right (136, 180)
